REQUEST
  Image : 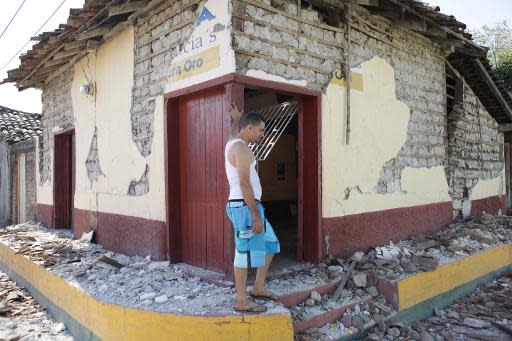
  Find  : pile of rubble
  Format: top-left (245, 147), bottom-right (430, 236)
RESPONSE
top-left (0, 212), bottom-right (509, 336)
top-left (341, 213), bottom-right (512, 281)
top-left (295, 213), bottom-right (511, 340)
top-left (0, 271), bottom-right (74, 341)
top-left (365, 272), bottom-right (512, 341)
top-left (0, 223), bottom-right (285, 316)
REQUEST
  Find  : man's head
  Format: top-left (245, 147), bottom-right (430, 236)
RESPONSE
top-left (240, 113), bottom-right (265, 143)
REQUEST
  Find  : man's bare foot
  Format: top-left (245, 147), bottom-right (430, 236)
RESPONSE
top-left (249, 288), bottom-right (279, 301)
top-left (234, 301), bottom-right (267, 313)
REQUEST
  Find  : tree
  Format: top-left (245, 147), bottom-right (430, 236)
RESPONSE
top-left (471, 20), bottom-right (512, 66)
top-left (471, 21), bottom-right (512, 92)
top-left (495, 50), bottom-right (512, 93)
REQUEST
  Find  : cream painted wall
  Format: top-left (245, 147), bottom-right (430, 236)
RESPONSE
top-left (470, 171), bottom-right (505, 201)
top-left (164, 0), bottom-right (235, 93)
top-left (322, 57), bottom-right (452, 218)
top-left (72, 26), bottom-right (166, 221)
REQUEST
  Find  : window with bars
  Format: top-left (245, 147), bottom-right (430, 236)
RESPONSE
top-left (248, 101), bottom-right (298, 161)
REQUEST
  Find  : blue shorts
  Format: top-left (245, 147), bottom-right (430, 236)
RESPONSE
top-left (226, 200), bottom-right (280, 268)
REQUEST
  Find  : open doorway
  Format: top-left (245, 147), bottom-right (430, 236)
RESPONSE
top-left (165, 76), bottom-right (321, 279)
top-left (244, 88), bottom-right (301, 272)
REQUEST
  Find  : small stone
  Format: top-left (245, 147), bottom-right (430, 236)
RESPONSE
top-left (366, 286), bottom-right (379, 297)
top-left (53, 322), bottom-right (66, 334)
top-left (148, 261), bottom-right (170, 271)
top-left (305, 298), bottom-right (316, 307)
top-left (352, 272), bottom-right (367, 287)
top-left (352, 316), bottom-right (365, 330)
top-left (341, 315), bottom-right (352, 328)
top-left (479, 213), bottom-right (496, 225)
top-left (419, 331), bottom-right (435, 341)
top-left (155, 295), bottom-right (168, 303)
top-left (446, 310), bottom-right (460, 321)
top-left (463, 317), bottom-right (490, 328)
top-left (387, 327), bottom-right (400, 337)
top-left (327, 265), bottom-right (343, 277)
top-left (139, 292), bottom-right (156, 301)
top-left (311, 291), bottom-right (321, 302)
top-left (433, 306), bottom-right (443, 317)
top-left (6, 291), bottom-right (23, 301)
top-left (131, 262), bottom-right (146, 269)
top-left (354, 304), bottom-right (361, 315)
top-left (165, 271), bottom-right (183, 281)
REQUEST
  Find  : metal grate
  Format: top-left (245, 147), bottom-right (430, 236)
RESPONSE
top-left (249, 101), bottom-right (298, 161)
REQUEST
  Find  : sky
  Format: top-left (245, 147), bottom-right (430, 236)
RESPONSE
top-left (0, 0), bottom-right (510, 114)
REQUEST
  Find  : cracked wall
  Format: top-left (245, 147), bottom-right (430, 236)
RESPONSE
top-left (322, 57), bottom-right (451, 217)
top-left (446, 80), bottom-right (504, 218)
top-left (72, 26), bottom-right (166, 222)
top-left (37, 68), bottom-right (74, 205)
top-left (85, 127), bottom-right (103, 184)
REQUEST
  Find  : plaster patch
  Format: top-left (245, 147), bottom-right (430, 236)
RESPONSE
top-left (323, 57), bottom-right (414, 217)
top-left (470, 176), bottom-right (504, 201)
top-left (244, 69), bottom-right (308, 87)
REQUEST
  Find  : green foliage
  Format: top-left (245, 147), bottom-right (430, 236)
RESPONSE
top-left (495, 50), bottom-right (512, 92)
top-left (470, 21), bottom-right (512, 93)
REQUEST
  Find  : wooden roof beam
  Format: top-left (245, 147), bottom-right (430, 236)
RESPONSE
top-left (76, 26), bottom-right (112, 41)
top-left (386, 0), bottom-right (487, 56)
top-left (473, 58), bottom-right (512, 121)
top-left (109, 1), bottom-right (148, 17)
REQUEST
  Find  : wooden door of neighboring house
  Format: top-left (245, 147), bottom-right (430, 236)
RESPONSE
top-left (54, 130), bottom-right (75, 229)
top-left (17, 154), bottom-right (26, 223)
top-left (176, 87), bottom-right (229, 272)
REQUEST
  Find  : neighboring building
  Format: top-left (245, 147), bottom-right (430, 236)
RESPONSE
top-left (3, 0), bottom-right (512, 277)
top-left (0, 105), bottom-right (41, 227)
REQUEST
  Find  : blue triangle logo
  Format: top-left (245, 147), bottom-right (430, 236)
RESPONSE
top-left (197, 7), bottom-right (216, 26)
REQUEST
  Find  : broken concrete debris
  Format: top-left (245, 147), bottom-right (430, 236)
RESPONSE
top-left (0, 212), bottom-right (510, 340)
top-left (364, 272), bottom-right (512, 341)
top-left (0, 271), bottom-right (74, 341)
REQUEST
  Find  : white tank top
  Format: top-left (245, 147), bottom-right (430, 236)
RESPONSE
top-left (225, 138), bottom-right (262, 200)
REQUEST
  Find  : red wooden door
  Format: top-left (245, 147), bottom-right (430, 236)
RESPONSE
top-left (54, 131), bottom-right (75, 228)
top-left (178, 88), bottom-right (229, 272)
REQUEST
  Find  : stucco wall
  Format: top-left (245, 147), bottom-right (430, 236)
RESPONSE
top-left (232, 1), bottom-right (504, 220)
top-left (322, 57), bottom-right (452, 217)
top-left (71, 26), bottom-right (166, 222)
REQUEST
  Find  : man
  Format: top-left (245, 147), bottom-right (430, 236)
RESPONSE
top-left (225, 103), bottom-right (280, 313)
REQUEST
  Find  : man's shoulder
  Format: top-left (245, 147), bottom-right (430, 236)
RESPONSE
top-left (229, 140), bottom-right (249, 153)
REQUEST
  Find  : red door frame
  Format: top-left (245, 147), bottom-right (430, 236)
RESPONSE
top-left (53, 128), bottom-right (75, 229)
top-left (164, 73), bottom-right (322, 277)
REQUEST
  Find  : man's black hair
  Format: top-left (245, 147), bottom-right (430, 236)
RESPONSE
top-left (240, 112), bottom-right (265, 128)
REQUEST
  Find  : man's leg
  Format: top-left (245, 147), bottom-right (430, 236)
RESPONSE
top-left (252, 254), bottom-right (277, 297)
top-left (234, 266), bottom-right (249, 308)
top-left (234, 266), bottom-right (266, 310)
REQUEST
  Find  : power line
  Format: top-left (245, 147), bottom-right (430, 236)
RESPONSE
top-left (0, 0), bottom-right (67, 72)
top-left (0, 0), bottom-right (27, 40)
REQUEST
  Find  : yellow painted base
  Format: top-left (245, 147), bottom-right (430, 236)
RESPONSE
top-left (0, 242), bottom-right (293, 341)
top-left (398, 243), bottom-right (512, 310)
